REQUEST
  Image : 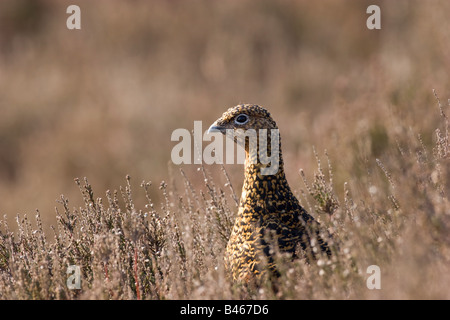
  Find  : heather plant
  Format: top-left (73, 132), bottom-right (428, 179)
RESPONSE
top-left (1, 0), bottom-right (450, 300)
top-left (0, 93), bottom-right (448, 299)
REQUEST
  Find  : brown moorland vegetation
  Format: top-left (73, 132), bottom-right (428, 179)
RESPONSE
top-left (0, 0), bottom-right (449, 299)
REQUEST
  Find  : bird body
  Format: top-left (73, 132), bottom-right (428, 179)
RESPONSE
top-left (209, 104), bottom-right (331, 282)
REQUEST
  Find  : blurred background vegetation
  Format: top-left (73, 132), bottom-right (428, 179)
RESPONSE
top-left (0, 0), bottom-right (448, 229)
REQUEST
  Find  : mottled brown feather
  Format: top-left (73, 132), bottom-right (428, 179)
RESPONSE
top-left (210, 104), bottom-right (331, 282)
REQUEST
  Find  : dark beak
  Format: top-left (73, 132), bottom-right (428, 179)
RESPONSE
top-left (207, 123), bottom-right (226, 134)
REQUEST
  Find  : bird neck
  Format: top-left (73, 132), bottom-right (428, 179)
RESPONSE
top-left (242, 128), bottom-right (283, 178)
top-left (243, 154), bottom-right (285, 178)
top-left (241, 137), bottom-right (290, 206)
top-left (243, 157), bottom-right (287, 187)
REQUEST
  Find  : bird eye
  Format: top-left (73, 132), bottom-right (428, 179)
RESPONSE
top-left (234, 114), bottom-right (249, 125)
